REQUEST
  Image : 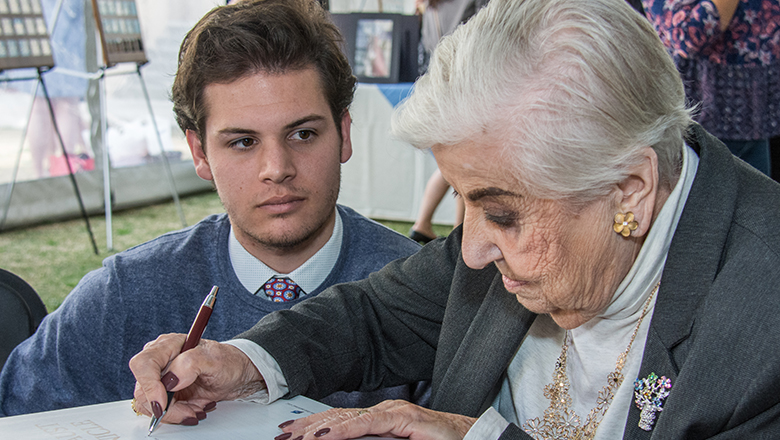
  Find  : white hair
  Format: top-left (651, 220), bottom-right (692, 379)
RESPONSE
top-left (392, 0), bottom-right (694, 202)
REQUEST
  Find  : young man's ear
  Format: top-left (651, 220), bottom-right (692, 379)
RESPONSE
top-left (339, 111), bottom-right (353, 164)
top-left (186, 129), bottom-right (213, 181)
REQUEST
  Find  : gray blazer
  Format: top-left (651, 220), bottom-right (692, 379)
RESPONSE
top-left (239, 125), bottom-right (780, 439)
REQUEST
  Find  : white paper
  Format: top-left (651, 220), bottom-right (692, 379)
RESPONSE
top-left (0, 396), bottom-right (331, 439)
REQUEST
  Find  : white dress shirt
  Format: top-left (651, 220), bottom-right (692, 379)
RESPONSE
top-left (224, 208), bottom-right (343, 402)
top-left (228, 208), bottom-right (343, 297)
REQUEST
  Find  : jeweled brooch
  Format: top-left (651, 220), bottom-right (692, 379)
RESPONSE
top-left (633, 372), bottom-right (671, 431)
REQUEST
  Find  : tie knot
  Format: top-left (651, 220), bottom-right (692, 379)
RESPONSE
top-left (263, 277), bottom-right (303, 302)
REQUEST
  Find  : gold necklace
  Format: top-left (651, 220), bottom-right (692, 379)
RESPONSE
top-left (522, 281), bottom-right (660, 440)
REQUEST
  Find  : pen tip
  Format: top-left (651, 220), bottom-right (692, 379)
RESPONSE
top-left (148, 416), bottom-right (159, 436)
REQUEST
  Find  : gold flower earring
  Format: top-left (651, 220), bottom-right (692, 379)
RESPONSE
top-left (613, 212), bottom-right (638, 237)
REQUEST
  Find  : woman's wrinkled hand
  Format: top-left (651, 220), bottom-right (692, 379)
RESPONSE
top-left (277, 400), bottom-right (477, 440)
top-left (128, 333), bottom-right (266, 426)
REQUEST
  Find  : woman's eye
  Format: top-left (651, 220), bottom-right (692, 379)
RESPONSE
top-left (485, 211), bottom-right (518, 227)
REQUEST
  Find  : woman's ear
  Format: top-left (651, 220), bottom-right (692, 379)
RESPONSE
top-left (615, 147), bottom-right (659, 237)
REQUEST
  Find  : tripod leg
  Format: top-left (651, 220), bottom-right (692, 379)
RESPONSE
top-left (39, 68), bottom-right (99, 255)
top-left (0, 81), bottom-right (40, 231)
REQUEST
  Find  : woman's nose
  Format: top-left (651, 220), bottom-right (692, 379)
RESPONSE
top-left (460, 211), bottom-right (503, 270)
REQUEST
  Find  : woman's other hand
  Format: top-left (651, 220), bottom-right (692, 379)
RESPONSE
top-left (278, 400), bottom-right (477, 440)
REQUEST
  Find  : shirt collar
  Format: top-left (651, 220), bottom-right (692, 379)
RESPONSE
top-left (228, 208), bottom-right (344, 297)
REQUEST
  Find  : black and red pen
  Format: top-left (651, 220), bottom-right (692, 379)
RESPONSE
top-left (148, 285), bottom-right (219, 436)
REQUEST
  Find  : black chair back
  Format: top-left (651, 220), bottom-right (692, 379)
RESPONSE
top-left (0, 269), bottom-right (47, 371)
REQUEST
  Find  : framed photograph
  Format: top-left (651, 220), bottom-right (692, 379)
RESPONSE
top-left (330, 12), bottom-right (420, 84)
top-left (354, 18), bottom-right (394, 80)
top-left (90, 0), bottom-right (146, 66)
top-left (0, 0), bottom-right (53, 70)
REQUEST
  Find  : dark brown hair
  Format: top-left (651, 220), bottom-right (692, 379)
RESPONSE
top-left (172, 0), bottom-right (356, 145)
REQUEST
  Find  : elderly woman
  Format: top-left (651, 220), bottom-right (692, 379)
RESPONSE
top-left (130, 0), bottom-right (780, 438)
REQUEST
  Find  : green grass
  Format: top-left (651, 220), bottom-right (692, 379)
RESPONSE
top-left (0, 192), bottom-right (454, 312)
top-left (0, 191), bottom-right (224, 311)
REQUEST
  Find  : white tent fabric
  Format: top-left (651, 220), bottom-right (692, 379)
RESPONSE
top-left (343, 83), bottom-right (454, 224)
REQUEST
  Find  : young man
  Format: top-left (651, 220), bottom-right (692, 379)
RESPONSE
top-left (0, 0), bottom-right (423, 417)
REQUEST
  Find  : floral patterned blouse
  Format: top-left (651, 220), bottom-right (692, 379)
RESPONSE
top-left (642, 0), bottom-right (780, 140)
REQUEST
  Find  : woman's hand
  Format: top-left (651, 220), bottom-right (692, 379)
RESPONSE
top-left (277, 400), bottom-right (477, 440)
top-left (128, 333), bottom-right (266, 425)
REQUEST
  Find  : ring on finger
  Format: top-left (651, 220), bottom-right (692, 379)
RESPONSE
top-left (131, 398), bottom-right (143, 416)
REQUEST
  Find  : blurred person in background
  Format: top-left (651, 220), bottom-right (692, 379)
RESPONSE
top-left (642, 0), bottom-right (780, 176)
top-left (407, 0), bottom-right (487, 244)
top-left (29, 0), bottom-right (91, 178)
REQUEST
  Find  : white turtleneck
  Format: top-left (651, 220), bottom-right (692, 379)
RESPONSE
top-left (465, 144), bottom-right (699, 440)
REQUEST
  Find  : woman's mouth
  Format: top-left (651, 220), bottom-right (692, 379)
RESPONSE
top-left (502, 274), bottom-right (528, 291)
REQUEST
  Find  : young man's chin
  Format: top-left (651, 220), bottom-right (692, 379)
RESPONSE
top-left (253, 216), bottom-right (329, 249)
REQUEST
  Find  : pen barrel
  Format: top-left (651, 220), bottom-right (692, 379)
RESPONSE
top-left (149, 286), bottom-right (218, 436)
top-left (179, 286), bottom-right (218, 353)
top-left (181, 305), bottom-right (213, 352)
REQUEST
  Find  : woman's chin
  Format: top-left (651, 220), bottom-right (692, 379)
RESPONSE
top-left (549, 310), bottom-right (590, 330)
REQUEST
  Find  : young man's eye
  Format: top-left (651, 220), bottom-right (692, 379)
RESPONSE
top-left (229, 137), bottom-right (255, 149)
top-left (292, 129), bottom-right (316, 141)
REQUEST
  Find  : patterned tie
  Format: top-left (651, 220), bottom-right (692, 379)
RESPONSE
top-left (262, 277), bottom-right (303, 302)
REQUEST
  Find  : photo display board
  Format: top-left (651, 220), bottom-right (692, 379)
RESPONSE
top-left (330, 13), bottom-right (419, 84)
top-left (91, 0), bottom-right (145, 66)
top-left (354, 18), bottom-right (394, 80)
top-left (0, 0), bottom-right (54, 70)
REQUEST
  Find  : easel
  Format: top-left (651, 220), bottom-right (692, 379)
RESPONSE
top-left (1, 0), bottom-right (185, 252)
top-left (90, 0), bottom-right (186, 251)
top-left (0, 0), bottom-right (98, 254)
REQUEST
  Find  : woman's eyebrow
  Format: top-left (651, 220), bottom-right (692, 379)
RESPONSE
top-left (466, 187), bottom-right (522, 202)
